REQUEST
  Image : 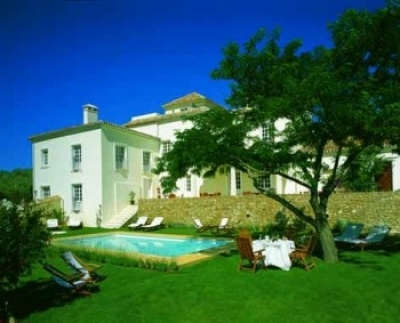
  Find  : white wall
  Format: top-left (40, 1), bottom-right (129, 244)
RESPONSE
top-left (100, 127), bottom-right (159, 224)
top-left (32, 130), bottom-right (103, 227)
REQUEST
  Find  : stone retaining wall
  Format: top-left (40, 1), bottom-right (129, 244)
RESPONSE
top-left (137, 192), bottom-right (400, 233)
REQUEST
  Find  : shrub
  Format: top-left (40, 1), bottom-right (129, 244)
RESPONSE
top-left (0, 201), bottom-right (51, 288)
top-left (0, 200), bottom-right (51, 319)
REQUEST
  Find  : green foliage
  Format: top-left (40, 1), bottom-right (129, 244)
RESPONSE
top-left (263, 209), bottom-right (311, 239)
top-left (264, 210), bottom-right (290, 238)
top-left (331, 218), bottom-right (350, 234)
top-left (0, 201), bottom-right (50, 291)
top-left (340, 147), bottom-right (386, 192)
top-left (292, 216), bottom-right (308, 233)
top-left (0, 169), bottom-right (32, 203)
top-left (154, 6), bottom-right (400, 263)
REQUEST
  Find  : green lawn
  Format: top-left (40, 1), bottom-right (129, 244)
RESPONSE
top-left (10, 228), bottom-right (400, 323)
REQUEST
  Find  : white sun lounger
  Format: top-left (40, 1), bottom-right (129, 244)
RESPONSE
top-left (140, 216), bottom-right (164, 231)
top-left (128, 216), bottom-right (148, 230)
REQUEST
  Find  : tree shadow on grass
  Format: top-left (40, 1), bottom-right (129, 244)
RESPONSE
top-left (8, 279), bottom-right (97, 321)
top-left (338, 251), bottom-right (386, 270)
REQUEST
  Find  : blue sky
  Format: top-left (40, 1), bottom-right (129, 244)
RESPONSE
top-left (0, 0), bottom-right (385, 171)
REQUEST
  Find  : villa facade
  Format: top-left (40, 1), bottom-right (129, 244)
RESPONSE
top-left (30, 92), bottom-right (400, 227)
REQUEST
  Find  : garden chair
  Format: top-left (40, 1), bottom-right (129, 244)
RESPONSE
top-left (344, 225), bottom-right (391, 251)
top-left (140, 216), bottom-right (164, 231)
top-left (192, 218), bottom-right (211, 233)
top-left (61, 251), bottom-right (104, 282)
top-left (128, 216), bottom-right (148, 230)
top-left (334, 222), bottom-right (364, 242)
top-left (290, 234), bottom-right (318, 271)
top-left (236, 234), bottom-right (266, 273)
top-left (43, 263), bottom-right (93, 296)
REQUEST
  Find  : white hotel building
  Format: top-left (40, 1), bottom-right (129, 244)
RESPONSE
top-left (30, 92), bottom-right (400, 227)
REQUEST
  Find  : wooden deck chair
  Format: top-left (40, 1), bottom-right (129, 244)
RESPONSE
top-left (43, 263), bottom-right (93, 296)
top-left (290, 234), bottom-right (318, 271)
top-left (62, 251), bottom-right (104, 281)
top-left (236, 234), bottom-right (266, 273)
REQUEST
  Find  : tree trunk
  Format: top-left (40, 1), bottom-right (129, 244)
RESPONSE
top-left (317, 220), bottom-right (338, 262)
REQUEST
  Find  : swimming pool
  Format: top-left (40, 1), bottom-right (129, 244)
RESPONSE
top-left (55, 233), bottom-right (231, 258)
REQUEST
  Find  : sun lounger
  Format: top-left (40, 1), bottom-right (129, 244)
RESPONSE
top-left (343, 225), bottom-right (391, 251)
top-left (47, 218), bottom-right (60, 230)
top-left (192, 218), bottom-right (211, 233)
top-left (212, 217), bottom-right (234, 234)
top-left (68, 218), bottom-right (82, 229)
top-left (128, 216), bottom-right (148, 230)
top-left (140, 216), bottom-right (164, 231)
top-left (334, 223), bottom-right (364, 242)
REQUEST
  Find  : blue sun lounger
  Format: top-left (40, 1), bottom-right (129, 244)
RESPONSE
top-left (334, 223), bottom-right (364, 242)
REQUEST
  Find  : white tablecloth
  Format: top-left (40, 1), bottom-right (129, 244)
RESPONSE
top-left (252, 239), bottom-right (295, 271)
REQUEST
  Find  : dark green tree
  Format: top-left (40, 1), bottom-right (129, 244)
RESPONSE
top-left (155, 6), bottom-right (400, 262)
top-left (340, 147), bottom-right (386, 192)
top-left (0, 169), bottom-right (32, 203)
top-left (0, 201), bottom-right (50, 319)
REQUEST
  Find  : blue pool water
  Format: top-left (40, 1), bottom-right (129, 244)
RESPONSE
top-left (56, 234), bottom-right (230, 257)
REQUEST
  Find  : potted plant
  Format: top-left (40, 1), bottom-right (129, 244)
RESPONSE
top-left (129, 191), bottom-right (136, 205)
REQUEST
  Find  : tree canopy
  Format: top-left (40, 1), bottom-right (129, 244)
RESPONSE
top-left (155, 5), bottom-right (400, 262)
top-left (0, 169), bottom-right (32, 203)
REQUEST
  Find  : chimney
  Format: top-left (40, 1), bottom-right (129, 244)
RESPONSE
top-left (83, 104), bottom-right (98, 124)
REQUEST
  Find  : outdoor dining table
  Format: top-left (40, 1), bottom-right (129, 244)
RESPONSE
top-left (252, 238), bottom-right (296, 271)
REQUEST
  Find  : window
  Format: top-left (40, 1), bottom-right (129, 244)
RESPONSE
top-left (40, 186), bottom-right (51, 198)
top-left (255, 176), bottom-right (271, 190)
top-left (72, 184), bottom-right (82, 212)
top-left (115, 144), bottom-right (127, 170)
top-left (143, 151), bottom-right (151, 172)
top-left (41, 149), bottom-right (48, 167)
top-left (186, 174), bottom-right (192, 192)
top-left (72, 144), bottom-right (82, 171)
top-left (235, 170), bottom-right (241, 190)
top-left (262, 122), bottom-right (274, 142)
top-left (162, 141), bottom-right (172, 154)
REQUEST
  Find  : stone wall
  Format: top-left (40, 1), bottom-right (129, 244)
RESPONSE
top-left (137, 192), bottom-right (400, 233)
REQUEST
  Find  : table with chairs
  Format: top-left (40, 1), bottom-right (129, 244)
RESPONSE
top-left (252, 237), bottom-right (296, 271)
top-left (236, 230), bottom-right (318, 272)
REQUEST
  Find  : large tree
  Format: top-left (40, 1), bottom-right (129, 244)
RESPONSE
top-left (155, 6), bottom-right (400, 262)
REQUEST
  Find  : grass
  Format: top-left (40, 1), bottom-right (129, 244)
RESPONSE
top-left (8, 227), bottom-right (400, 322)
